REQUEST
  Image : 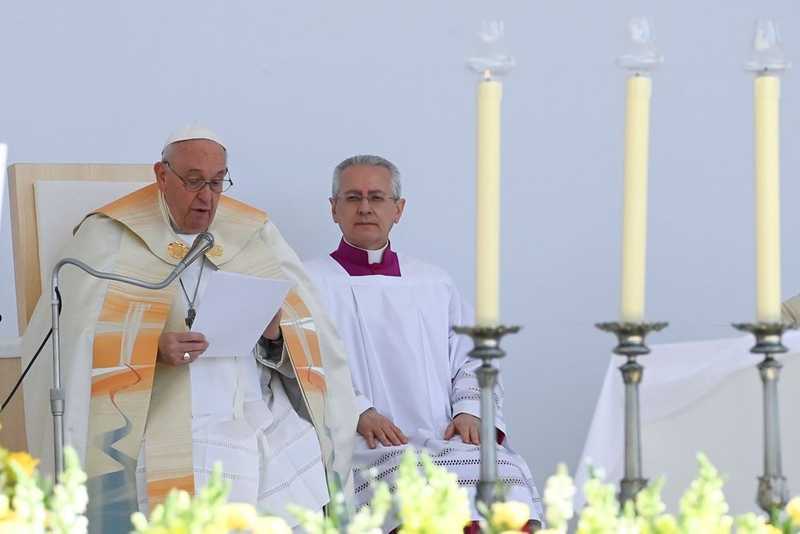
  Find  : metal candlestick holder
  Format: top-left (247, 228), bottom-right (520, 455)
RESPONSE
top-left (452, 324), bottom-right (520, 506)
top-left (732, 322), bottom-right (794, 513)
top-left (596, 321), bottom-right (668, 503)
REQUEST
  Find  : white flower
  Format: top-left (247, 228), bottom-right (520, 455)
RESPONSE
top-left (394, 450), bottom-right (471, 533)
top-left (543, 464), bottom-right (576, 529)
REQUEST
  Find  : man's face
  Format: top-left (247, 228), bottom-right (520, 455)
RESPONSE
top-left (154, 139), bottom-right (226, 234)
top-left (331, 164), bottom-right (405, 250)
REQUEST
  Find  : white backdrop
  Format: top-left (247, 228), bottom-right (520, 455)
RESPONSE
top-left (2, 0), bottom-right (800, 496)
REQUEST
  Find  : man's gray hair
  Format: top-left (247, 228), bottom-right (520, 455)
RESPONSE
top-left (332, 155), bottom-right (402, 198)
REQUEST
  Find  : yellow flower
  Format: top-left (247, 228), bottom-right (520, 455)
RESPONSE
top-left (202, 523), bottom-right (227, 534)
top-left (490, 501), bottom-right (530, 531)
top-left (7, 451), bottom-right (39, 476)
top-left (787, 496), bottom-right (800, 526)
top-left (0, 514), bottom-right (26, 534)
top-left (765, 526), bottom-right (782, 534)
top-left (252, 516), bottom-right (292, 534)
top-left (221, 502), bottom-right (258, 530)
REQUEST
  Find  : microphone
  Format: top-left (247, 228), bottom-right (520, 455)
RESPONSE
top-left (175, 232), bottom-right (215, 275)
top-left (47, 231), bottom-right (214, 478)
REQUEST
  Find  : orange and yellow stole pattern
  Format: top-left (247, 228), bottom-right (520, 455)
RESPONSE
top-left (282, 292), bottom-right (326, 402)
top-left (83, 244), bottom-right (178, 531)
top-left (81, 186), bottom-right (193, 531)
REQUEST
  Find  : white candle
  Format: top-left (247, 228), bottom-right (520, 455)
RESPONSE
top-left (475, 74), bottom-right (502, 326)
top-left (619, 75), bottom-right (652, 323)
top-left (753, 74), bottom-right (782, 323)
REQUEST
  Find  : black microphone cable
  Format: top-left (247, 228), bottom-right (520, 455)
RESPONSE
top-left (0, 287), bottom-right (62, 413)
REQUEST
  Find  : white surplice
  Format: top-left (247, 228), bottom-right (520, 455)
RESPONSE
top-left (131, 249), bottom-right (329, 526)
top-left (305, 253), bottom-right (543, 527)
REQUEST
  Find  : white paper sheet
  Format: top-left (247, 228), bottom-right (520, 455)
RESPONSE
top-left (191, 270), bottom-right (293, 358)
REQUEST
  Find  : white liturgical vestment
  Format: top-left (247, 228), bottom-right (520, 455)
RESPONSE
top-left (305, 241), bottom-right (543, 529)
top-left (133, 251), bottom-right (328, 525)
top-left (21, 185), bottom-right (358, 533)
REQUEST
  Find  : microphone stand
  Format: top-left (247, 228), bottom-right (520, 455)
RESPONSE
top-left (49, 232), bottom-right (214, 477)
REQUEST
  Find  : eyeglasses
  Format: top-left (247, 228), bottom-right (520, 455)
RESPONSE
top-left (336, 192), bottom-right (398, 206)
top-left (163, 160), bottom-right (234, 193)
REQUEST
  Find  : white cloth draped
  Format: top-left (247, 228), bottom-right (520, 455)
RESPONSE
top-left (305, 254), bottom-right (543, 528)
top-left (576, 331), bottom-right (800, 512)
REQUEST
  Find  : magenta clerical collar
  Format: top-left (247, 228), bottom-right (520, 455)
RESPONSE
top-left (330, 238), bottom-right (401, 277)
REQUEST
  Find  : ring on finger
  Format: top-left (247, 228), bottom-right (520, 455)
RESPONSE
top-left (182, 352), bottom-right (191, 362)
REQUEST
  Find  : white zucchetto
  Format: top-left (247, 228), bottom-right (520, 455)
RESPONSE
top-left (162, 125), bottom-right (226, 154)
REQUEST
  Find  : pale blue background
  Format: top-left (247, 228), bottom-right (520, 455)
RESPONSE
top-left (1, 0), bottom-right (800, 488)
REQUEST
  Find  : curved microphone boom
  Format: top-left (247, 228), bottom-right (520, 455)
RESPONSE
top-left (49, 232), bottom-right (214, 477)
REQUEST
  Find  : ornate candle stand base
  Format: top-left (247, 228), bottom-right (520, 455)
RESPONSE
top-left (596, 321), bottom-right (668, 504)
top-left (452, 324), bottom-right (520, 507)
top-left (732, 322), bottom-right (795, 514)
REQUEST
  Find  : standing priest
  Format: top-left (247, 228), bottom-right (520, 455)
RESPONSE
top-left (304, 155), bottom-right (543, 530)
top-left (20, 127), bottom-right (358, 532)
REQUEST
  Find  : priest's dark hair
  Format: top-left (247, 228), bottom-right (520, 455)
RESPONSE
top-left (332, 155), bottom-right (402, 199)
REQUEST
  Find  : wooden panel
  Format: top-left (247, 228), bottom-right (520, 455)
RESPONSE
top-left (0, 357), bottom-right (26, 451)
top-left (9, 164), bottom-right (152, 332)
top-left (7, 163), bottom-right (152, 450)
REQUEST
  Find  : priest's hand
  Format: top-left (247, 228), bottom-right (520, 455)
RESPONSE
top-left (444, 413), bottom-right (480, 445)
top-left (157, 332), bottom-right (208, 366)
top-left (262, 310), bottom-right (282, 341)
top-left (357, 408), bottom-right (408, 449)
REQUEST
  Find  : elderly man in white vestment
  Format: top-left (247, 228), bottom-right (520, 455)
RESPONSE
top-left (304, 155), bottom-right (543, 531)
top-left (21, 127), bottom-right (358, 533)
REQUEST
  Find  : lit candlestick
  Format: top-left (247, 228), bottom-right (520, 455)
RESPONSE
top-left (616, 17), bottom-right (662, 323)
top-left (746, 19), bottom-right (789, 323)
top-left (468, 21), bottom-right (515, 327)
